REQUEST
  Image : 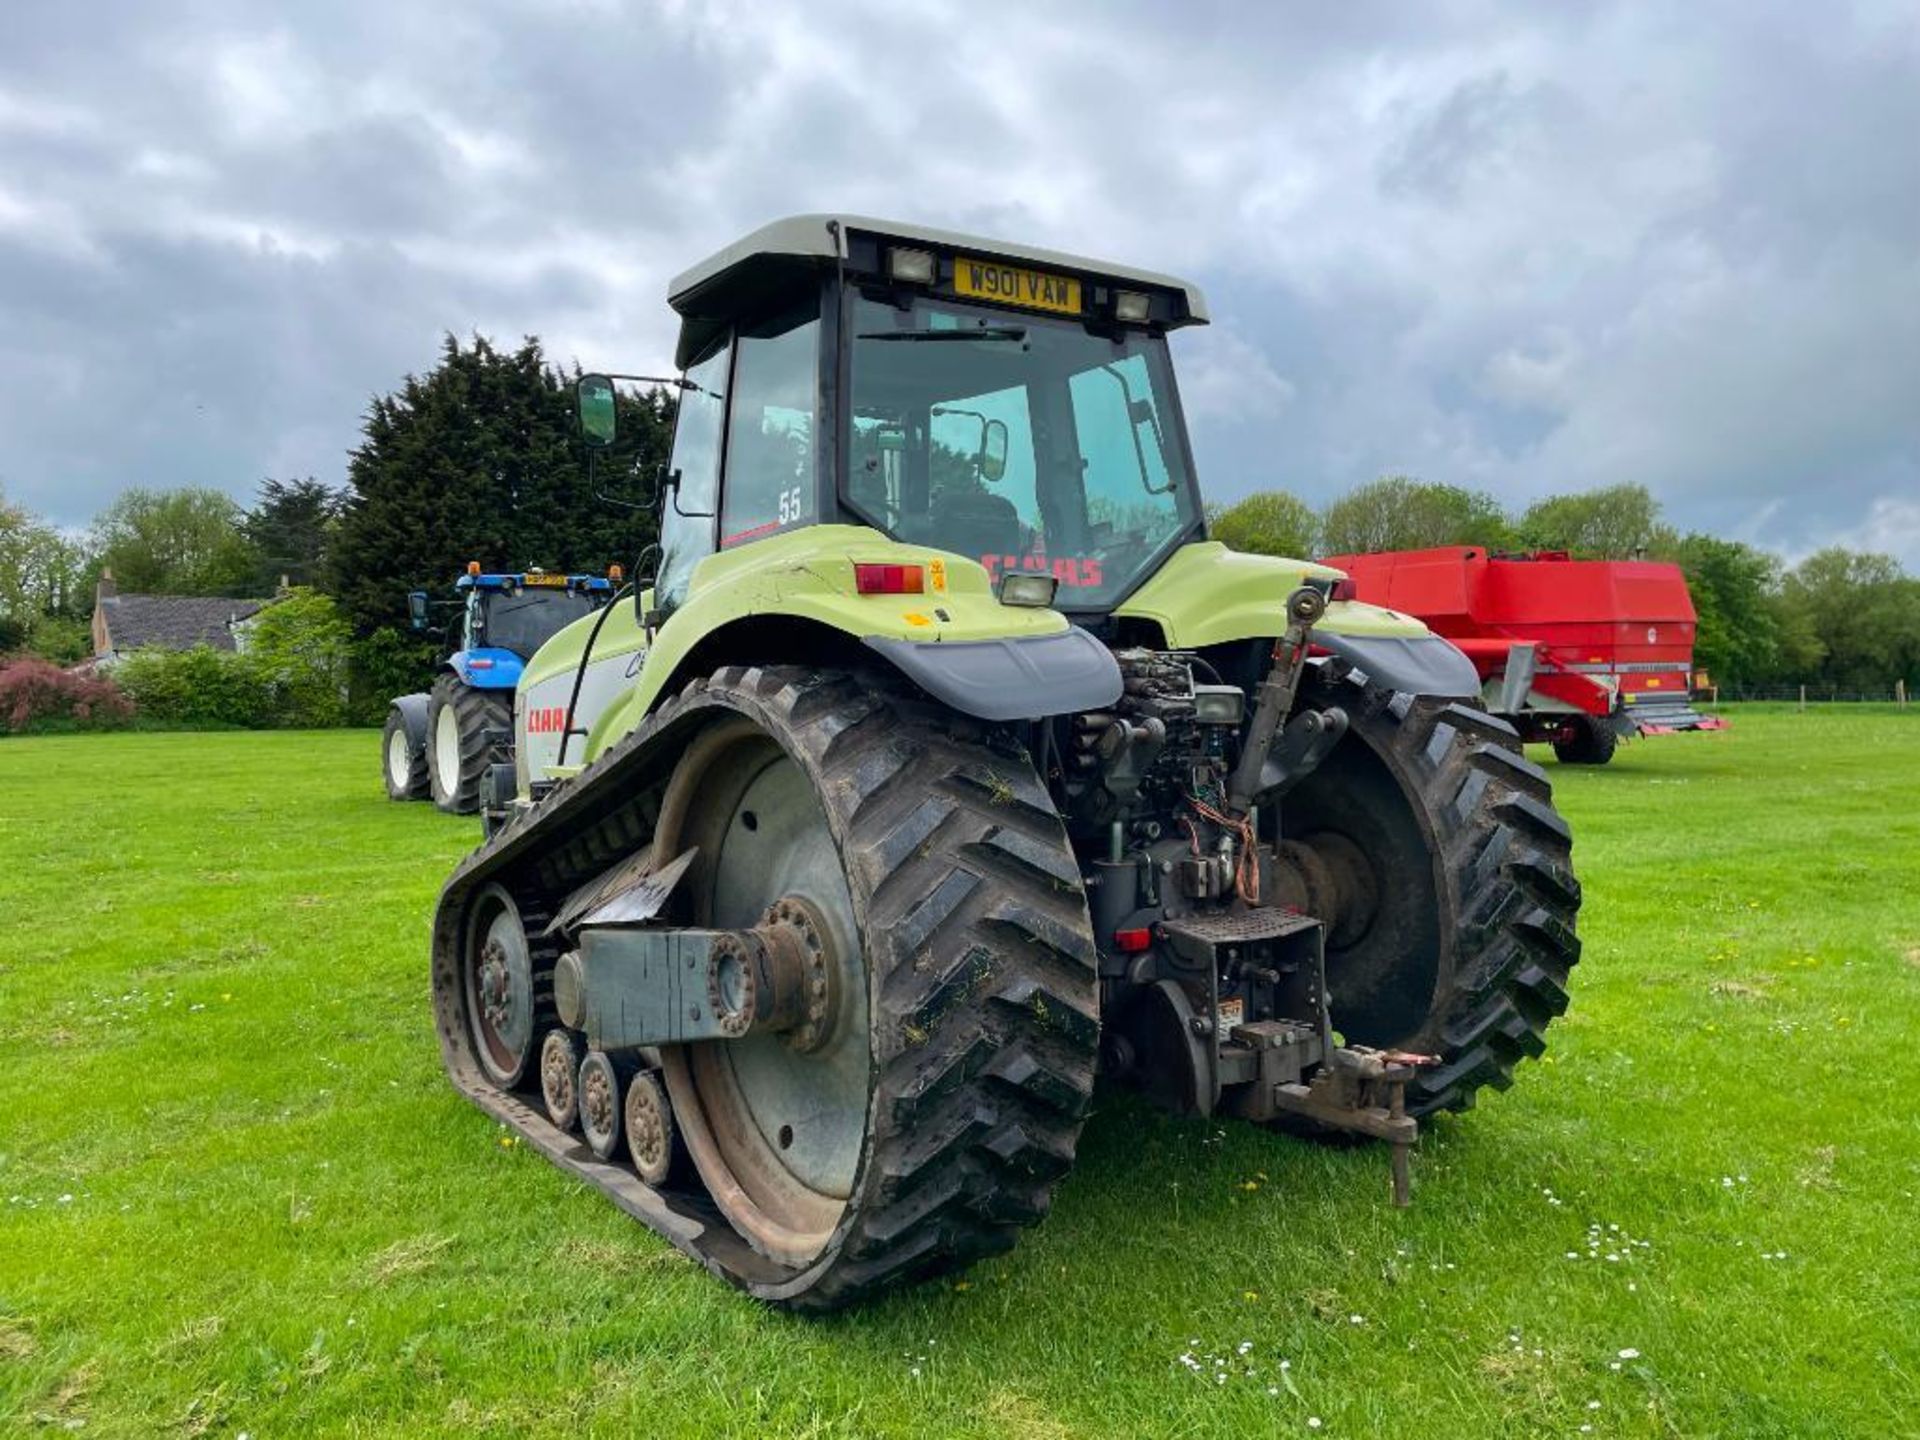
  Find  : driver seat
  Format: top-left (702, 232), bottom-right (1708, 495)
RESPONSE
top-left (928, 488), bottom-right (1024, 565)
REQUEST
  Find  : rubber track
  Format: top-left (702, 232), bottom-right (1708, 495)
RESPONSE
top-left (1305, 663), bottom-right (1582, 1117)
top-left (429, 674), bottom-right (511, 814)
top-left (430, 666), bottom-right (1098, 1309)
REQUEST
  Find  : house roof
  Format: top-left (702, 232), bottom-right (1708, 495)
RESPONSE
top-left (98, 593), bottom-right (269, 653)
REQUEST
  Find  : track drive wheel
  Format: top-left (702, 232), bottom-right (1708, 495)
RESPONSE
top-left (1274, 663), bottom-right (1582, 1117)
top-left (428, 674), bottom-right (510, 815)
top-left (382, 705), bottom-right (429, 801)
top-left (1552, 714), bottom-right (1619, 766)
top-left (653, 667), bottom-right (1099, 1307)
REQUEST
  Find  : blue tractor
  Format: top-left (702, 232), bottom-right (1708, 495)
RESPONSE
top-left (383, 567), bottom-right (617, 813)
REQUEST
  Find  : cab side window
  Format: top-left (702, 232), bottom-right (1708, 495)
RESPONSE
top-left (655, 341), bottom-right (730, 611)
top-left (722, 304), bottom-right (819, 548)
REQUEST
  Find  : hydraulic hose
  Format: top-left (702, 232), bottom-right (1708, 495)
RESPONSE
top-left (556, 582), bottom-right (634, 768)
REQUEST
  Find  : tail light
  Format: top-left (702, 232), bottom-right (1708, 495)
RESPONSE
top-left (1329, 578), bottom-right (1357, 601)
top-left (854, 563), bottom-right (925, 595)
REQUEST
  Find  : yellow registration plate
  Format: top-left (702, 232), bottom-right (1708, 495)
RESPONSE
top-left (953, 255), bottom-right (1082, 315)
top-left (522, 573), bottom-right (569, 587)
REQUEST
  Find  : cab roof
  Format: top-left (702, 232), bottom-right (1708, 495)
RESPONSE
top-left (668, 213), bottom-right (1211, 329)
top-left (455, 573), bottom-right (614, 592)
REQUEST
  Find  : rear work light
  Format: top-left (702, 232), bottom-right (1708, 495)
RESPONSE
top-left (997, 571), bottom-right (1058, 608)
top-left (888, 247), bottom-right (936, 284)
top-left (854, 563), bottom-right (925, 595)
top-left (1114, 290), bottom-right (1151, 323)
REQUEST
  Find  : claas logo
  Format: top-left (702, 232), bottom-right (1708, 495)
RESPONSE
top-left (526, 706), bottom-right (568, 734)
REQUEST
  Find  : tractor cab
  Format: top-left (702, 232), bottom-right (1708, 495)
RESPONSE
top-left (442, 569), bottom-right (615, 689)
top-left (579, 215), bottom-right (1212, 618)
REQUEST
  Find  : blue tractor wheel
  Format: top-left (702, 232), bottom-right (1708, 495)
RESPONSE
top-left (428, 674), bottom-right (512, 814)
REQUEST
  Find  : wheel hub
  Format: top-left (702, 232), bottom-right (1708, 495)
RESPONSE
top-left (462, 885), bottom-right (537, 1087)
top-left (702, 897), bottom-right (841, 1051)
top-left (765, 896), bottom-right (838, 1053)
top-left (478, 941), bottom-right (514, 1034)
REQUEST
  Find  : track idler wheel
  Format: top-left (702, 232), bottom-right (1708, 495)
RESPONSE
top-left (539, 1029), bottom-right (585, 1131)
top-left (578, 1052), bottom-right (625, 1160)
top-left (461, 884), bottom-right (543, 1088)
top-left (624, 1071), bottom-right (677, 1186)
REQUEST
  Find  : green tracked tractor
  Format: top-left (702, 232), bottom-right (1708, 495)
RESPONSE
top-left (430, 216), bottom-right (1581, 1309)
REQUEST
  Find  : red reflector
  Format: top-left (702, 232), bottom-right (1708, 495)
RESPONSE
top-left (468, 658), bottom-right (494, 669)
top-left (1114, 927), bottom-right (1153, 953)
top-left (1330, 578), bottom-right (1357, 602)
top-left (854, 563), bottom-right (925, 595)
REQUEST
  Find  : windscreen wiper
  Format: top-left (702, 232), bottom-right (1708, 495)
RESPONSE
top-left (857, 326), bottom-right (1028, 343)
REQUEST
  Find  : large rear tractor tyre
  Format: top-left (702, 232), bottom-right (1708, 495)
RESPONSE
top-left (382, 706), bottom-right (429, 801)
top-left (428, 674), bottom-right (510, 815)
top-left (653, 667), bottom-right (1099, 1307)
top-left (1552, 714), bottom-right (1619, 766)
top-left (1278, 663), bottom-right (1581, 1117)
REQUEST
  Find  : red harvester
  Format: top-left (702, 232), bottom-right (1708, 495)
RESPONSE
top-left (1321, 546), bottom-right (1727, 765)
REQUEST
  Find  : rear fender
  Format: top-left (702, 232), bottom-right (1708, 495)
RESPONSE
top-left (389, 692), bottom-right (430, 750)
top-left (516, 525), bottom-right (1122, 776)
top-left (1116, 540), bottom-right (1479, 698)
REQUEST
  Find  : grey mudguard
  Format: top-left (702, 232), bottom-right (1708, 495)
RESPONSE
top-left (390, 691), bottom-right (431, 746)
top-left (864, 627), bottom-right (1123, 722)
top-left (1316, 632), bottom-right (1481, 699)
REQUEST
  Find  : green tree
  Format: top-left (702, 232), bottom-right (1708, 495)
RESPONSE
top-left (1782, 549), bottom-right (1920, 691)
top-left (243, 587), bottom-right (353, 727)
top-left (0, 486), bottom-right (88, 655)
top-left (328, 335), bottom-right (673, 643)
top-left (87, 487), bottom-right (262, 597)
top-left (244, 478), bottom-right (345, 591)
top-left (1319, 476), bottom-right (1514, 556)
top-left (1659, 533), bottom-right (1783, 687)
top-left (1209, 491), bottom-right (1320, 559)
top-left (1518, 483), bottom-right (1670, 558)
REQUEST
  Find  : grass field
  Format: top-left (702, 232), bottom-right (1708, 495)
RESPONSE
top-left (3, 707), bottom-right (1917, 1437)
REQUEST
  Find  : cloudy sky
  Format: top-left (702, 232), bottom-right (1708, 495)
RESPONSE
top-left (3, 0), bottom-right (1916, 564)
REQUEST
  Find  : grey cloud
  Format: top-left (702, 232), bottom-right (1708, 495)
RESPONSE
top-left (0, 0), bottom-right (1915, 570)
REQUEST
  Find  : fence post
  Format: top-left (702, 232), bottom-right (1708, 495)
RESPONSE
top-left (1900, 679), bottom-right (1908, 707)
top-left (1798, 684), bottom-right (1806, 712)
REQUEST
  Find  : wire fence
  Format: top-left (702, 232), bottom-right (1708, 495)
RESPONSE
top-left (1719, 683), bottom-right (1913, 705)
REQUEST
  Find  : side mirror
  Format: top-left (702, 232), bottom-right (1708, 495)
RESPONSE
top-left (578, 374), bottom-right (618, 449)
top-left (979, 419), bottom-right (1009, 483)
top-left (406, 591), bottom-right (429, 630)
